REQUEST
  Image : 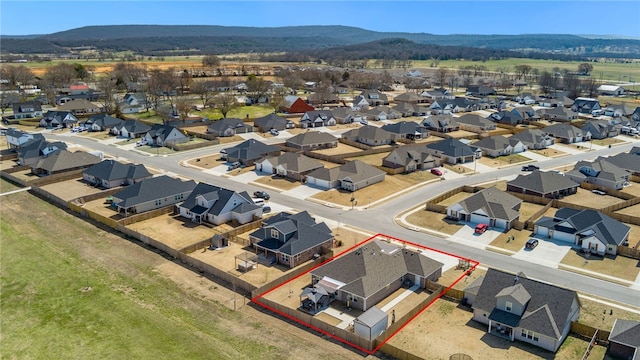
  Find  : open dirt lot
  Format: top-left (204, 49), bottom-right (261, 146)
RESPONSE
top-left (387, 298), bottom-right (606, 360)
top-left (312, 143), bottom-right (363, 156)
top-left (476, 153), bottom-right (531, 168)
top-left (40, 178), bottom-right (105, 201)
top-left (185, 154), bottom-right (224, 169)
top-left (560, 188), bottom-right (625, 209)
top-left (619, 182), bottom-right (640, 197)
top-left (128, 213), bottom-right (228, 250)
top-left (529, 147), bottom-right (568, 158)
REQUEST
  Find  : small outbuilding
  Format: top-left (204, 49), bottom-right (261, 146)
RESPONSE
top-left (354, 306), bottom-right (388, 340)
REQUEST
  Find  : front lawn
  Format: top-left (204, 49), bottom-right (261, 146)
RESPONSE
top-left (560, 250), bottom-right (640, 283)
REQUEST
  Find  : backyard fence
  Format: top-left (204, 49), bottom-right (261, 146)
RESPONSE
top-left (117, 205), bottom-right (176, 226)
top-left (29, 186), bottom-right (68, 208)
top-left (570, 322), bottom-right (610, 344)
top-left (338, 137), bottom-right (372, 150)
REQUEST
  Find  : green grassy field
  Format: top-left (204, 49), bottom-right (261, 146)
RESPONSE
top-left (0, 192), bottom-right (321, 360)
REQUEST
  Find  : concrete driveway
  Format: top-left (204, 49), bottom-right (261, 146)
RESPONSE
top-left (448, 223), bottom-right (503, 250)
top-left (282, 184), bottom-right (325, 200)
top-left (512, 237), bottom-right (573, 268)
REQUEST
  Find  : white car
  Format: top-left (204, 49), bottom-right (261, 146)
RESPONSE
top-left (135, 140), bottom-right (147, 147)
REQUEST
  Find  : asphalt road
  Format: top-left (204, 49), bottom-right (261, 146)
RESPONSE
top-left (46, 132), bottom-right (640, 306)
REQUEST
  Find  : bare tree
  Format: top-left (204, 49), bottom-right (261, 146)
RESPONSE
top-left (202, 54), bottom-right (221, 69)
top-left (436, 67), bottom-right (449, 87)
top-left (581, 78), bottom-right (598, 98)
top-left (246, 75), bottom-right (270, 104)
top-left (112, 62), bottom-right (146, 89)
top-left (44, 63), bottom-right (76, 87)
top-left (538, 71), bottom-right (554, 97)
top-left (514, 64), bottom-right (532, 81)
top-left (0, 65), bottom-right (34, 88)
top-left (578, 63), bottom-right (594, 76)
top-left (191, 80), bottom-right (216, 108)
top-left (214, 93), bottom-right (239, 118)
top-left (96, 76), bottom-right (117, 113)
top-left (175, 96), bottom-right (192, 122)
top-left (268, 87), bottom-right (288, 112)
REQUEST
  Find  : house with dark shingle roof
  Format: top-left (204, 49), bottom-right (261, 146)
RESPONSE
top-left (83, 113), bottom-right (123, 132)
top-left (331, 107), bottom-right (366, 125)
top-left (446, 187), bottom-right (522, 230)
top-left (506, 171), bottom-right (579, 199)
top-left (286, 131), bottom-right (338, 151)
top-left (16, 138), bottom-right (67, 166)
top-left (544, 123), bottom-right (590, 144)
top-left (176, 182), bottom-right (260, 225)
top-left (487, 109), bottom-right (524, 125)
top-left (206, 118), bottom-right (251, 137)
top-left (394, 92), bottom-right (427, 104)
top-left (39, 111), bottom-right (78, 128)
top-left (310, 239), bottom-right (443, 311)
top-left (305, 160), bottom-right (386, 191)
top-left (82, 159), bottom-right (152, 188)
top-left (566, 158), bottom-right (630, 190)
top-left (249, 211), bottom-right (334, 268)
top-left (144, 124), bottom-right (189, 147)
top-left (364, 106), bottom-right (402, 121)
top-left (472, 135), bottom-right (526, 158)
top-left (342, 125), bottom-right (399, 146)
top-left (382, 145), bottom-right (440, 173)
top-left (381, 121), bottom-right (428, 140)
top-left (111, 120), bottom-right (152, 139)
top-left (539, 107), bottom-right (579, 122)
top-left (299, 110), bottom-right (336, 128)
top-left (471, 268), bottom-right (580, 353)
top-left (255, 152), bottom-right (324, 181)
top-left (466, 85), bottom-right (496, 97)
top-left (422, 115), bottom-right (459, 133)
top-left (353, 90), bottom-right (389, 108)
top-left (31, 150), bottom-right (101, 176)
top-left (111, 175), bottom-right (196, 217)
top-left (534, 208), bottom-right (630, 255)
top-left (5, 128), bottom-right (43, 150)
top-left (581, 120), bottom-right (619, 139)
top-left (425, 138), bottom-right (479, 164)
top-left (571, 97), bottom-right (601, 114)
top-left (509, 129), bottom-right (554, 150)
top-left (11, 101), bottom-right (43, 119)
top-left (607, 319), bottom-right (640, 360)
top-left (605, 150), bottom-right (640, 176)
top-left (253, 113), bottom-right (294, 132)
top-left (221, 139), bottom-right (280, 166)
top-left (455, 114), bottom-right (497, 133)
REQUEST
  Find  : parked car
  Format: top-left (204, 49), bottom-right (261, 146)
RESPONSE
top-left (135, 139), bottom-right (147, 147)
top-left (522, 164), bottom-right (540, 171)
top-left (227, 161), bottom-right (241, 171)
top-left (262, 206), bottom-right (271, 213)
top-left (359, 119), bottom-right (368, 125)
top-left (525, 238), bottom-right (539, 249)
top-left (253, 191), bottom-right (270, 200)
top-left (591, 189), bottom-right (606, 195)
top-left (269, 129), bottom-right (279, 136)
top-left (252, 198), bottom-right (265, 206)
top-left (474, 223), bottom-right (489, 234)
top-left (430, 168), bottom-right (443, 176)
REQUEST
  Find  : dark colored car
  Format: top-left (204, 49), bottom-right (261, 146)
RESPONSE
top-left (522, 164), bottom-right (540, 171)
top-left (430, 168), bottom-right (443, 176)
top-left (474, 223), bottom-right (489, 234)
top-left (526, 238), bottom-right (539, 249)
top-left (253, 191), bottom-right (270, 200)
top-left (262, 206), bottom-right (272, 213)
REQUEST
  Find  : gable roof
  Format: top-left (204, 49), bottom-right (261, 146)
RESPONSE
top-left (605, 152), bottom-right (640, 173)
top-left (254, 113), bottom-right (290, 129)
top-left (384, 145), bottom-right (433, 167)
top-left (83, 159), bottom-right (152, 182)
top-left (510, 129), bottom-right (550, 145)
top-left (207, 118), bottom-right (246, 132)
top-left (146, 124), bottom-right (184, 141)
top-left (569, 158), bottom-right (630, 182)
top-left (381, 121), bottom-right (426, 136)
top-left (180, 182), bottom-right (256, 216)
top-left (426, 138), bottom-right (476, 158)
top-left (473, 268), bottom-right (578, 340)
top-left (85, 113), bottom-right (123, 128)
top-left (311, 240), bottom-right (443, 299)
top-left (286, 131), bottom-right (337, 147)
top-left (12, 101), bottom-right (42, 113)
top-left (112, 176), bottom-right (196, 208)
top-left (544, 123), bottom-right (585, 138)
top-left (456, 114), bottom-right (495, 128)
top-left (608, 319), bottom-right (640, 351)
top-left (223, 139), bottom-right (279, 162)
top-left (250, 211), bottom-right (333, 256)
top-left (472, 135), bottom-right (521, 151)
top-left (260, 152), bottom-right (324, 173)
top-left (118, 119), bottom-right (151, 134)
top-left (337, 160), bottom-right (386, 183)
top-left (535, 208), bottom-right (630, 246)
top-left (507, 171), bottom-right (579, 194)
top-left (17, 138), bottom-right (67, 160)
top-left (342, 125), bottom-right (397, 143)
top-left (452, 187), bottom-right (522, 221)
top-left (33, 150), bottom-right (101, 173)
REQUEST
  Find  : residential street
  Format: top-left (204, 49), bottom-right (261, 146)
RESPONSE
top-left (44, 131), bottom-right (640, 307)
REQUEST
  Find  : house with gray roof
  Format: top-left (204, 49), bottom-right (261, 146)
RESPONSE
top-left (487, 110), bottom-right (524, 125)
top-left (305, 160), bottom-right (385, 191)
top-left (381, 121), bottom-right (428, 140)
top-left (509, 129), bottom-right (554, 150)
top-left (31, 150), bottom-right (101, 176)
top-left (425, 138), bottom-right (479, 164)
top-left (111, 175), bottom-right (196, 217)
top-left (607, 319), bottom-right (640, 360)
top-left (394, 92), bottom-right (427, 104)
top-left (255, 152), bottom-right (324, 181)
top-left (572, 97), bottom-right (601, 114)
top-left (539, 107), bottom-right (578, 122)
top-left (363, 106), bottom-right (402, 121)
top-left (16, 138), bottom-right (67, 166)
top-left (144, 124), bottom-right (189, 147)
top-left (506, 171), bottom-right (579, 199)
top-left (566, 158), bottom-right (630, 190)
top-left (176, 182), bottom-right (260, 225)
top-left (299, 110), bottom-right (336, 128)
top-left (471, 268), bottom-right (580, 353)
top-left (605, 150), bottom-right (640, 176)
top-left (82, 159), bottom-right (152, 188)
top-left (472, 135), bottom-right (526, 158)
top-left (331, 107), bottom-right (365, 125)
top-left (206, 118), bottom-right (251, 137)
top-left (253, 113), bottom-right (294, 132)
top-left (39, 111), bottom-right (78, 128)
top-left (309, 239), bottom-right (443, 311)
top-left (249, 211), bottom-right (334, 268)
top-left (5, 128), bottom-right (43, 150)
top-left (286, 131), bottom-right (338, 151)
top-left (11, 101), bottom-right (43, 119)
top-left (342, 125), bottom-right (399, 146)
top-left (111, 120), bottom-right (151, 139)
top-left (393, 102), bottom-right (417, 117)
top-left (383, 145), bottom-right (440, 173)
top-left (83, 113), bottom-right (123, 132)
top-left (447, 187), bottom-right (522, 230)
top-left (221, 139), bottom-right (280, 166)
top-left (56, 99), bottom-right (101, 116)
top-left (455, 114), bottom-right (496, 133)
top-left (534, 208), bottom-right (630, 255)
top-left (422, 115), bottom-right (459, 133)
top-left (544, 123), bottom-right (590, 144)
top-left (466, 85), bottom-right (496, 97)
top-left (603, 103), bottom-right (631, 118)
top-left (581, 120), bottom-right (619, 139)
top-left (353, 90), bottom-right (389, 108)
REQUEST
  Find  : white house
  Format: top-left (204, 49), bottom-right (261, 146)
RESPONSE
top-left (597, 85), bottom-right (625, 96)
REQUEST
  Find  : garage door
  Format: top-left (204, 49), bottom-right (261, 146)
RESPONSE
top-left (470, 214), bottom-right (489, 224)
top-left (535, 225), bottom-right (549, 237)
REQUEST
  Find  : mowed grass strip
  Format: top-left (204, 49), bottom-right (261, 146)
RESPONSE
top-left (0, 192), bottom-right (287, 360)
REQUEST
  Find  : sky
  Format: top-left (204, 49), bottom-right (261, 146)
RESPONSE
top-left (1, 1), bottom-right (639, 38)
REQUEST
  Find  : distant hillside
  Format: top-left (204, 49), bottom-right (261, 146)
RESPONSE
top-left (1, 25), bottom-right (639, 58)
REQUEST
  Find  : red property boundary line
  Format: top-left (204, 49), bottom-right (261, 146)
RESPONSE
top-left (251, 233), bottom-right (479, 355)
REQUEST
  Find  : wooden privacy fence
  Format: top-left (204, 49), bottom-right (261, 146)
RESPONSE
top-left (29, 170), bottom-right (84, 187)
top-left (617, 246), bottom-right (640, 259)
top-left (117, 205), bottom-right (176, 226)
top-left (339, 137), bottom-right (371, 150)
top-left (570, 322), bottom-right (610, 344)
top-left (29, 186), bottom-right (68, 208)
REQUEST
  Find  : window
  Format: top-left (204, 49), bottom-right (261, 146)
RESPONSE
top-left (506, 301), bottom-right (512, 312)
top-left (270, 229), bottom-right (279, 239)
top-left (174, 193), bottom-right (184, 201)
top-left (521, 330), bottom-right (526, 338)
top-left (281, 254), bottom-right (289, 263)
top-left (155, 199), bottom-right (162, 206)
top-left (533, 334), bottom-right (539, 341)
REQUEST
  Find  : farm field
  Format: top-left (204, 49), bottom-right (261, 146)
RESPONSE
top-left (0, 191), bottom-right (369, 360)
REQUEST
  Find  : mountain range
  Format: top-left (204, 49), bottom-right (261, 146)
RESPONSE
top-left (2, 25), bottom-right (639, 58)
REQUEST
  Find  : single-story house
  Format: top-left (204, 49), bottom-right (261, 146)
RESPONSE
top-left (83, 113), bottom-right (123, 132)
top-left (111, 120), bottom-right (151, 139)
top-left (249, 211), bottom-right (334, 268)
top-left (607, 319), bottom-right (640, 360)
top-left (285, 131), bottom-right (338, 151)
top-left (605, 150), bottom-right (640, 176)
top-left (581, 120), bottom-right (619, 139)
top-left (506, 171), bottom-right (579, 199)
top-left (39, 111), bottom-right (78, 128)
top-left (331, 107), bottom-right (365, 125)
top-left (305, 160), bottom-right (385, 191)
top-left (425, 138), bottom-right (479, 164)
top-left (422, 115), bottom-right (459, 133)
top-left (206, 118), bottom-right (251, 137)
top-left (544, 123), bottom-right (591, 144)
top-left (603, 104), bottom-right (631, 118)
top-left (16, 138), bottom-right (66, 166)
top-left (572, 97), bottom-right (601, 114)
top-left (381, 121), bottom-right (428, 140)
top-left (446, 187), bottom-right (522, 230)
top-left (253, 113), bottom-right (295, 132)
top-left (299, 110), bottom-right (336, 128)
top-left (487, 110), bottom-right (524, 125)
top-left (566, 158), bottom-right (630, 190)
top-left (539, 107), bottom-right (579, 122)
top-left (534, 208), bottom-right (630, 255)
top-left (394, 92), bottom-right (428, 104)
top-left (472, 136), bottom-right (526, 158)
top-left (353, 90), bottom-right (389, 108)
top-left (111, 175), bottom-right (197, 217)
top-left (466, 85), bottom-right (496, 97)
top-left (471, 268), bottom-right (580, 353)
top-left (364, 106), bottom-right (402, 121)
top-left (255, 152), bottom-right (324, 182)
top-left (382, 145), bottom-right (441, 173)
top-left (310, 239), bottom-right (443, 311)
top-left (221, 139), bottom-right (280, 166)
top-left (144, 124), bottom-right (190, 147)
top-left (455, 114), bottom-right (496, 133)
top-left (176, 182), bottom-right (261, 225)
top-left (82, 159), bottom-right (152, 188)
top-left (30, 149), bottom-right (101, 176)
top-left (56, 98), bottom-right (101, 116)
top-left (509, 129), bottom-right (554, 150)
top-left (341, 125), bottom-right (399, 146)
